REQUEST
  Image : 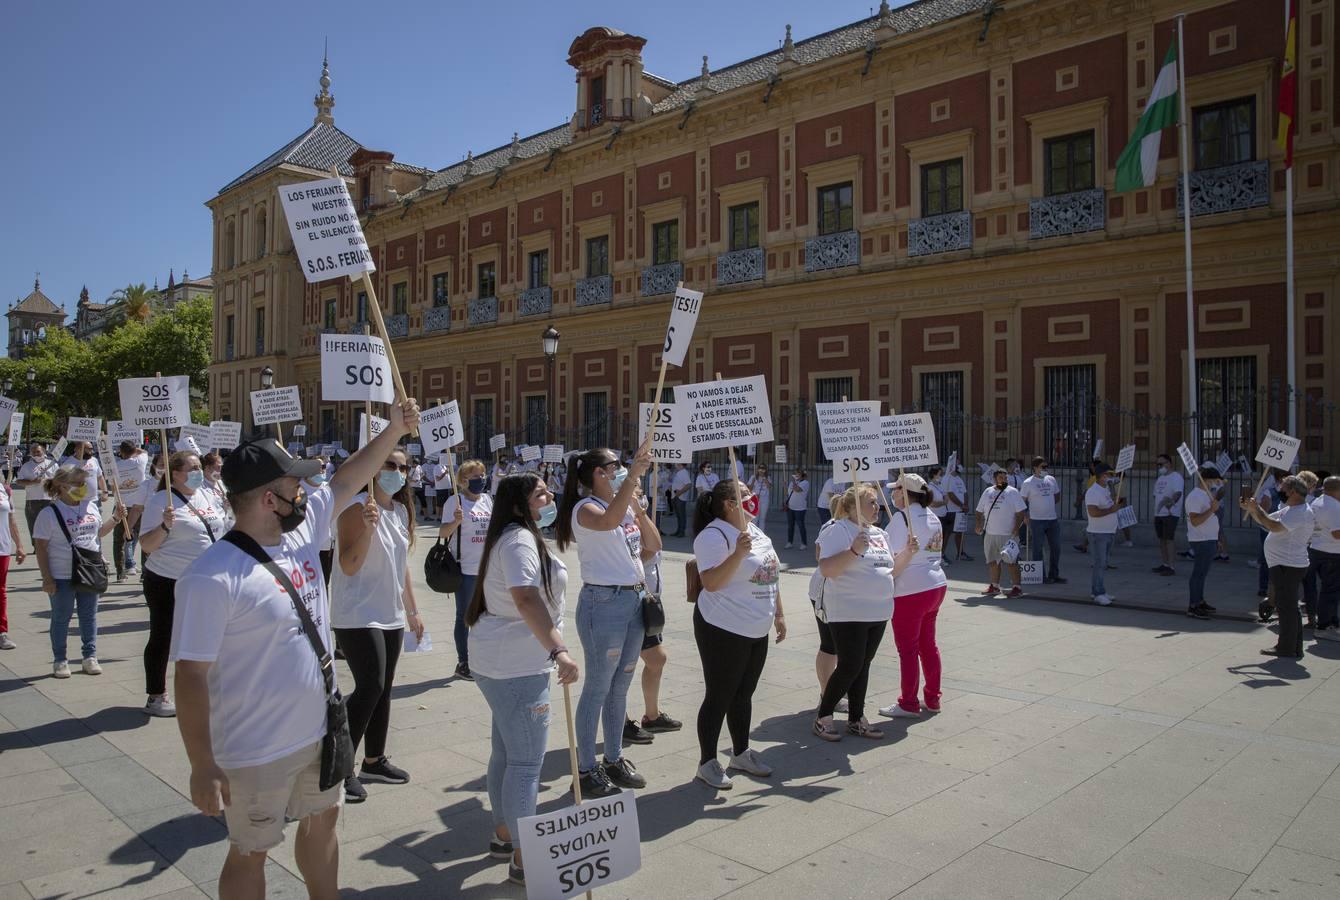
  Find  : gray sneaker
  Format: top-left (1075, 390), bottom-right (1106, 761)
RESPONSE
top-left (0, 633), bottom-right (15, 650)
top-left (145, 696), bottom-right (177, 717)
top-left (696, 759), bottom-right (733, 790)
top-left (727, 748), bottom-right (772, 777)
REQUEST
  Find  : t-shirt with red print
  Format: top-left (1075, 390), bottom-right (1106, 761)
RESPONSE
top-left (33, 497), bottom-right (103, 580)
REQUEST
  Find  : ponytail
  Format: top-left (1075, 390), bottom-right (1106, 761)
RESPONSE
top-left (692, 479), bottom-right (744, 534)
top-left (555, 448), bottom-right (617, 551)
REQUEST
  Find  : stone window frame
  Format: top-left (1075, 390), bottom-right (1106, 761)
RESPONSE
top-left (574, 214), bottom-right (615, 278)
top-left (1174, 60), bottom-right (1272, 172)
top-left (518, 230), bottom-right (554, 288)
top-left (472, 248), bottom-right (500, 299)
top-left (1024, 98), bottom-right (1109, 197)
top-left (639, 197), bottom-right (686, 266)
top-left (714, 177), bottom-right (768, 253)
top-left (904, 129), bottom-right (974, 219)
top-left (381, 266), bottom-right (410, 313)
top-left (428, 264), bottom-right (451, 307)
top-left (800, 155), bottom-right (863, 238)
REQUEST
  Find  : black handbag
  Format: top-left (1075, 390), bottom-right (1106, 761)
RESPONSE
top-left (52, 511), bottom-right (109, 594)
top-left (424, 500), bottom-right (464, 593)
top-left (641, 589), bottom-right (666, 637)
top-left (222, 531), bottom-right (354, 792)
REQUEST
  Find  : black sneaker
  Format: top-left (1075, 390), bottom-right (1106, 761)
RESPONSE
top-left (642, 712), bottom-right (682, 733)
top-left (577, 765), bottom-right (620, 799)
top-left (343, 774), bottom-right (367, 803)
top-left (622, 718), bottom-right (654, 745)
top-left (360, 756), bottom-right (409, 784)
top-left (1258, 601), bottom-right (1275, 623)
top-left (488, 835), bottom-right (513, 860)
top-left (454, 661), bottom-right (473, 681)
top-left (1186, 605), bottom-right (1211, 620)
top-left (958, 552), bottom-right (974, 561)
top-left (508, 862), bottom-right (525, 885)
top-left (603, 757), bottom-right (647, 789)
top-left (1051, 576), bottom-right (1067, 584)
top-left (1200, 602), bottom-right (1217, 612)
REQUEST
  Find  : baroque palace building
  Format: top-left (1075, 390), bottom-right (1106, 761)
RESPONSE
top-left (206, 0), bottom-right (1340, 468)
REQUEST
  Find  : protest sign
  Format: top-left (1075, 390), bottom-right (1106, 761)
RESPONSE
top-left (979, 463), bottom-right (1001, 486)
top-left (1215, 450), bottom-right (1233, 475)
top-left (513, 444), bottom-right (528, 459)
top-left (250, 386), bottom-right (303, 426)
top-left (946, 450), bottom-right (959, 476)
top-left (53, 438), bottom-right (68, 461)
top-left (1237, 454), bottom-right (1251, 474)
top-left (876, 413), bottom-right (939, 472)
top-left (420, 400), bottom-right (464, 458)
top-left (676, 376), bottom-right (774, 451)
top-left (277, 175), bottom-right (376, 283)
top-left (0, 396), bottom-right (16, 434)
top-left (1176, 442), bottom-right (1199, 477)
top-left (175, 436), bottom-right (201, 454)
top-left (320, 334), bottom-right (395, 404)
top-left (1117, 506), bottom-right (1138, 530)
top-left (66, 417), bottom-right (103, 443)
top-left (1092, 439), bottom-right (1104, 461)
top-left (489, 433), bottom-right (507, 453)
top-left (407, 442), bottom-right (422, 456)
top-left (94, 435), bottom-right (118, 478)
top-left (815, 402), bottom-right (882, 472)
top-left (293, 424), bottom-right (308, 437)
top-left (638, 403), bottom-right (689, 464)
top-left (1019, 560), bottom-right (1044, 585)
top-left (119, 376), bottom-right (191, 430)
top-left (746, 443), bottom-right (756, 458)
top-left (1115, 444), bottom-right (1137, 474)
top-left (662, 285), bottom-right (704, 369)
top-left (775, 445), bottom-right (788, 464)
top-left (521, 445), bottom-right (542, 462)
top-left (1255, 430), bottom-right (1301, 471)
top-left (517, 790), bottom-right (641, 899)
top-left (358, 412), bottom-right (389, 449)
top-left (6, 412), bottom-right (23, 447)
top-left (210, 421), bottom-right (243, 451)
top-left (403, 630), bottom-right (433, 653)
top-left (107, 420), bottom-right (143, 446)
top-left (179, 423), bottom-right (214, 451)
top-left (543, 444), bottom-right (565, 464)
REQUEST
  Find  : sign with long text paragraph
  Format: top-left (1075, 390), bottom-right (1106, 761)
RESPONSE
top-left (179, 423), bottom-right (215, 452)
top-left (677, 376), bottom-right (774, 451)
top-left (7, 412), bottom-right (24, 447)
top-left (543, 444), bottom-right (565, 464)
top-left (250, 386), bottom-right (303, 426)
top-left (489, 433), bottom-right (507, 453)
top-left (1115, 444), bottom-right (1137, 474)
top-left (876, 413), bottom-right (939, 472)
top-left (278, 176), bottom-right (377, 283)
top-left (118, 376), bottom-right (191, 430)
top-left (815, 402), bottom-right (882, 471)
top-left (210, 421), bottom-right (243, 451)
top-left (320, 334), bottom-right (395, 404)
top-left (1176, 442), bottom-right (1199, 477)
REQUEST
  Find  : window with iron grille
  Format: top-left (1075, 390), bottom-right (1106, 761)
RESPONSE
top-left (1044, 132), bottom-right (1095, 195)
top-left (323, 298), bottom-right (336, 329)
top-left (652, 221), bottom-right (679, 265)
top-left (1197, 355), bottom-right (1257, 459)
top-left (472, 399), bottom-right (494, 460)
top-left (583, 392), bottom-right (609, 448)
top-left (813, 376), bottom-right (854, 463)
top-left (525, 395), bottom-right (547, 445)
top-left (529, 250), bottom-right (549, 289)
top-left (392, 282), bottom-right (407, 315)
top-left (1193, 98), bottom-right (1255, 169)
top-left (1043, 364), bottom-right (1097, 466)
top-left (589, 76), bottom-right (605, 127)
top-left (586, 236), bottom-right (609, 277)
top-left (254, 307), bottom-right (265, 356)
top-left (921, 159), bottom-right (964, 216)
top-left (477, 262), bottom-right (496, 299)
top-left (919, 371), bottom-right (966, 459)
top-left (817, 183), bottom-right (854, 235)
top-left (431, 273), bottom-right (449, 307)
top-left (729, 203), bottom-right (760, 250)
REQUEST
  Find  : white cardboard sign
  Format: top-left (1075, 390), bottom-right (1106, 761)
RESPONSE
top-left (877, 412), bottom-right (939, 472)
top-left (320, 333), bottom-right (395, 404)
top-left (1117, 505), bottom-right (1138, 529)
top-left (946, 450), bottom-right (959, 476)
top-left (979, 463), bottom-right (1001, 486)
top-left (420, 400), bottom-right (464, 458)
top-left (118, 376), bottom-right (191, 430)
top-left (1176, 442), bottom-right (1199, 477)
top-left (250, 386), bottom-right (304, 426)
top-left (1019, 560), bottom-right (1044, 585)
top-left (1255, 430), bottom-right (1301, 471)
top-left (521, 444), bottom-right (541, 462)
top-left (293, 424), bottom-right (308, 437)
top-left (277, 176), bottom-right (376, 283)
top-left (94, 435), bottom-right (118, 481)
top-left (1092, 439), bottom-right (1104, 461)
top-left (543, 444), bottom-right (565, 464)
top-left (638, 402), bottom-right (689, 464)
top-left (52, 437), bottom-right (69, 461)
top-left (815, 402), bottom-right (882, 470)
top-left (517, 791), bottom-right (641, 899)
top-left (489, 433), bottom-right (507, 453)
top-left (107, 420), bottom-right (143, 446)
top-left (66, 417), bottom-right (103, 444)
top-left (1215, 450), bottom-right (1233, 475)
top-left (179, 423), bottom-right (215, 451)
top-left (358, 412), bottom-right (390, 449)
top-left (0, 396), bottom-right (17, 434)
top-left (662, 285), bottom-right (703, 368)
top-left (676, 375), bottom-right (774, 450)
top-left (175, 436), bottom-right (201, 454)
top-left (407, 442), bottom-right (422, 456)
top-left (1115, 444), bottom-right (1137, 474)
top-left (210, 421), bottom-right (243, 451)
top-left (775, 444), bottom-right (788, 464)
top-left (7, 412), bottom-right (24, 447)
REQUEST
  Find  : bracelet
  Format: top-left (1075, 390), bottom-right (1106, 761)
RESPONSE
top-left (547, 645), bottom-right (568, 662)
top-left (850, 548), bottom-right (862, 558)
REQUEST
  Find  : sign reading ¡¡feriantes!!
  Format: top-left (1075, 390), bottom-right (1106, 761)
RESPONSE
top-left (277, 176), bottom-right (377, 283)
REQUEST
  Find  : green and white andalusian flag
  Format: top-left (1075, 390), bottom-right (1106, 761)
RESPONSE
top-left (1115, 42), bottom-right (1179, 192)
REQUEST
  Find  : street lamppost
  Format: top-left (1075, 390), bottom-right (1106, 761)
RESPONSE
top-left (542, 325), bottom-right (560, 444)
top-left (22, 367), bottom-right (35, 446)
top-left (260, 366), bottom-right (274, 390)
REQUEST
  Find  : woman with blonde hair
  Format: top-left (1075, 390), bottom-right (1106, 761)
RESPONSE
top-left (440, 458), bottom-right (493, 680)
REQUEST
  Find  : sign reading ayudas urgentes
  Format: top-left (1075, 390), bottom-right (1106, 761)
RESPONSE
top-left (278, 176), bottom-right (376, 283)
top-left (518, 790), bottom-right (641, 899)
top-left (118, 376), bottom-right (191, 430)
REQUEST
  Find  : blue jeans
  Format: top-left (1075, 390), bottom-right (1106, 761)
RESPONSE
top-left (575, 584), bottom-right (645, 771)
top-left (49, 579), bottom-right (98, 662)
top-left (1029, 518), bottom-right (1061, 580)
top-left (1088, 532), bottom-right (1114, 597)
top-left (1188, 539), bottom-right (1216, 608)
top-left (474, 672), bottom-right (551, 843)
top-left (454, 574), bottom-right (476, 664)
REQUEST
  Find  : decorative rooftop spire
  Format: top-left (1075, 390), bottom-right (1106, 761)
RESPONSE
top-left (167, 268), bottom-right (176, 289)
top-left (510, 131), bottom-right (520, 158)
top-left (33, 273), bottom-right (39, 291)
top-left (78, 285), bottom-right (89, 306)
top-left (313, 42), bottom-right (336, 126)
top-left (782, 24), bottom-right (795, 60)
top-left (875, 0), bottom-right (898, 35)
top-left (696, 54), bottom-right (715, 96)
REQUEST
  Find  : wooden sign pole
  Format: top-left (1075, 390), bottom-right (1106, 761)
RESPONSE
top-left (715, 372), bottom-right (745, 514)
top-left (561, 682), bottom-right (594, 899)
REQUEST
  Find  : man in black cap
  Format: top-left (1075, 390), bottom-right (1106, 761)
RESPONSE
top-left (170, 396), bottom-right (419, 899)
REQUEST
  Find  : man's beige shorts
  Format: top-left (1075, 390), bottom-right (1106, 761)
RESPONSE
top-left (222, 741), bottom-right (342, 855)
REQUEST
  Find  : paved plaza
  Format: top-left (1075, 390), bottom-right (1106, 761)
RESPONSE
top-left (2, 520), bottom-right (1339, 899)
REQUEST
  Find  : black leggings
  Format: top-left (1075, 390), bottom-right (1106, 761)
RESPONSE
top-left (334, 627), bottom-right (404, 760)
top-left (143, 570), bottom-right (176, 696)
top-left (1269, 565), bottom-right (1309, 657)
top-left (818, 620), bottom-right (885, 721)
top-left (693, 606), bottom-right (769, 764)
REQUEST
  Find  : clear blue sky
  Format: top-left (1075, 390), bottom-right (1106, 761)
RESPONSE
top-left (0, 0), bottom-right (908, 349)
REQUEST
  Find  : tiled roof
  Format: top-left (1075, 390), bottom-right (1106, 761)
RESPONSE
top-left (9, 285), bottom-right (64, 318)
top-left (218, 122), bottom-right (364, 195)
top-left (403, 124), bottom-right (575, 201)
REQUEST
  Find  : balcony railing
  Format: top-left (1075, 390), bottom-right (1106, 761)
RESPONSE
top-left (319, 325), bottom-right (338, 335)
top-left (384, 313), bottom-right (409, 339)
top-left (1029, 188), bottom-right (1105, 239)
top-left (519, 285), bottom-right (552, 317)
top-left (347, 320), bottom-right (369, 335)
top-left (469, 296), bottom-right (498, 326)
top-left (224, 343), bottom-right (234, 362)
top-left (804, 230), bottom-right (860, 273)
top-left (1177, 160), bottom-right (1269, 217)
top-left (717, 247), bottom-right (765, 286)
top-left (640, 262), bottom-right (683, 297)
top-left (908, 211), bottom-right (972, 257)
top-left (576, 274), bottom-right (613, 307)
top-left (424, 305), bottom-right (451, 334)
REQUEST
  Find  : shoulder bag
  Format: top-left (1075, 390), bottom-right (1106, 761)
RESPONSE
top-left (51, 508), bottom-right (109, 594)
top-left (591, 496), bottom-right (664, 637)
top-left (685, 525), bottom-right (731, 605)
top-left (424, 493), bottom-right (464, 594)
top-left (222, 530), bottom-right (353, 792)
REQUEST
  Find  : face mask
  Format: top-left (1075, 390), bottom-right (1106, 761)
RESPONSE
top-left (308, 473), bottom-right (328, 486)
top-left (1159, 464), bottom-right (1169, 475)
top-left (610, 467), bottom-right (629, 491)
top-left (536, 501), bottom-right (558, 528)
top-left (741, 494), bottom-right (761, 517)
top-left (378, 470), bottom-right (406, 495)
top-left (185, 470), bottom-right (205, 491)
top-left (273, 491), bottom-right (308, 533)
top-left (68, 485), bottom-right (89, 502)
top-left (467, 477), bottom-right (487, 495)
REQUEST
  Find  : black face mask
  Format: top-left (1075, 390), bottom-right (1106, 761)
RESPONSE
top-left (273, 490), bottom-right (308, 533)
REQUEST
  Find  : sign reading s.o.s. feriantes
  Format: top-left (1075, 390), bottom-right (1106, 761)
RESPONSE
top-left (278, 176), bottom-right (376, 283)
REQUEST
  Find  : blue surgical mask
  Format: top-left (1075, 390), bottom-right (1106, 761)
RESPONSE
top-left (611, 467), bottom-right (629, 491)
top-left (185, 470), bottom-right (205, 491)
top-left (467, 477), bottom-right (487, 495)
top-left (536, 501), bottom-right (558, 528)
top-left (378, 470), bottom-right (406, 495)
top-left (309, 473), bottom-right (328, 486)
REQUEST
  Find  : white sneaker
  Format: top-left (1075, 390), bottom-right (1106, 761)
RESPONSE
top-left (835, 698), bottom-right (849, 714)
top-left (1315, 626), bottom-right (1340, 642)
top-left (1121, 540), bottom-right (1134, 548)
top-left (800, 543), bottom-right (807, 550)
top-left (0, 633), bottom-right (14, 650)
top-left (82, 658), bottom-right (102, 676)
top-left (145, 696), bottom-right (177, 717)
top-left (695, 759), bottom-right (733, 790)
top-left (879, 703), bottom-right (921, 718)
top-left (1094, 594), bottom-right (1113, 606)
top-left (52, 661), bottom-right (71, 679)
top-left (784, 543), bottom-right (793, 549)
top-left (727, 748), bottom-right (772, 777)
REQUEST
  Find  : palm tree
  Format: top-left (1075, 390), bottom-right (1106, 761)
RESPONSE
top-left (110, 283), bottom-right (159, 323)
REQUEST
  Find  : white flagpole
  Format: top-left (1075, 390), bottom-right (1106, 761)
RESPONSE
top-left (1175, 14), bottom-right (1198, 458)
top-left (1284, 0), bottom-right (1297, 437)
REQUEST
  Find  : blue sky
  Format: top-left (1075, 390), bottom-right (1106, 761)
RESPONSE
top-left (0, 0), bottom-right (907, 347)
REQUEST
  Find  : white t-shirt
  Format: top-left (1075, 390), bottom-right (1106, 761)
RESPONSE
top-left (747, 476), bottom-right (771, 510)
top-left (142, 488), bottom-right (230, 580)
top-left (33, 497), bottom-right (102, 581)
top-left (819, 478), bottom-right (845, 509)
top-left (927, 480), bottom-right (948, 514)
top-left (0, 488), bottom-right (15, 556)
top-left (671, 468), bottom-right (692, 499)
top-left (330, 493), bottom-right (410, 630)
top-left (1185, 487), bottom-right (1219, 543)
top-left (694, 520), bottom-right (779, 639)
top-left (1020, 474), bottom-right (1059, 520)
top-left (1310, 495), bottom-right (1340, 554)
top-left (469, 525), bottom-right (567, 680)
top-left (169, 486), bottom-right (336, 770)
top-left (885, 504), bottom-right (946, 596)
top-left (816, 518), bottom-right (894, 622)
top-left (695, 473), bottom-right (720, 497)
top-left (62, 456), bottom-right (102, 495)
top-left (1153, 470), bottom-right (1185, 517)
top-left (434, 465), bottom-right (454, 492)
top-left (571, 497), bottom-right (644, 585)
top-left (1085, 482), bottom-right (1118, 534)
top-left (113, 455), bottom-right (149, 501)
top-left (1264, 502), bottom-right (1315, 569)
top-left (976, 485), bottom-right (1026, 535)
top-left (422, 464), bottom-right (438, 496)
top-left (408, 465), bottom-right (423, 489)
top-left (945, 475), bottom-right (967, 513)
top-left (18, 457), bottom-right (57, 501)
top-left (440, 493), bottom-right (493, 575)
top-left (786, 477), bottom-right (810, 511)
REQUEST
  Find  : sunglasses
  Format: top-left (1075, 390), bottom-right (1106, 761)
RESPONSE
top-left (383, 462), bottom-right (410, 473)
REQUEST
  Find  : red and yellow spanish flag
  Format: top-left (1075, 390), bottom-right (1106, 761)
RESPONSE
top-left (1277, 0), bottom-right (1298, 168)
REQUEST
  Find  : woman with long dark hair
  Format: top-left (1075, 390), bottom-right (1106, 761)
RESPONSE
top-left (555, 445), bottom-right (659, 798)
top-left (466, 473), bottom-right (577, 888)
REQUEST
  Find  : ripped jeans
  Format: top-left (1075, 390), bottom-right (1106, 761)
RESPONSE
top-left (575, 584), bottom-right (646, 772)
top-left (474, 672), bottom-right (551, 842)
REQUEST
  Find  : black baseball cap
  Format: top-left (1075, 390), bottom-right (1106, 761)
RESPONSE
top-left (1094, 462), bottom-right (1114, 476)
top-left (222, 438), bottom-right (322, 494)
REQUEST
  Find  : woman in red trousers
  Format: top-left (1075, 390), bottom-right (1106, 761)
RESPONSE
top-left (879, 473), bottom-right (947, 719)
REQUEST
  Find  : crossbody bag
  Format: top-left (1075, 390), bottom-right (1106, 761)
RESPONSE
top-left (587, 496), bottom-right (663, 637)
top-left (52, 508), bottom-right (109, 594)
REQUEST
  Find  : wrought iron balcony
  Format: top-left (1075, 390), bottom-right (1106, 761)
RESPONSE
top-left (424, 305), bottom-right (451, 334)
top-left (804, 230), bottom-right (860, 273)
top-left (576, 274), bottom-right (613, 307)
top-left (519, 285), bottom-right (552, 317)
top-left (224, 344), bottom-right (234, 362)
top-left (319, 326), bottom-right (338, 335)
top-left (717, 247), bottom-right (765, 286)
top-left (908, 211), bottom-right (972, 257)
top-left (1177, 160), bottom-right (1269, 217)
top-left (640, 262), bottom-right (683, 297)
top-left (1029, 188), bottom-right (1105, 239)
top-left (468, 296), bottom-right (498, 326)
top-left (383, 314), bottom-right (409, 339)
top-left (347, 319), bottom-right (370, 335)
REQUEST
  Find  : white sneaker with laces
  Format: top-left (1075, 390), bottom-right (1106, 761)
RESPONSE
top-left (879, 703), bottom-right (921, 718)
top-left (0, 633), bottom-right (14, 650)
top-left (727, 748), bottom-right (772, 777)
top-left (1094, 594), bottom-right (1113, 606)
top-left (695, 759), bottom-right (733, 790)
top-left (145, 696), bottom-right (177, 717)
top-left (82, 657), bottom-right (102, 676)
top-left (53, 661), bottom-right (71, 679)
